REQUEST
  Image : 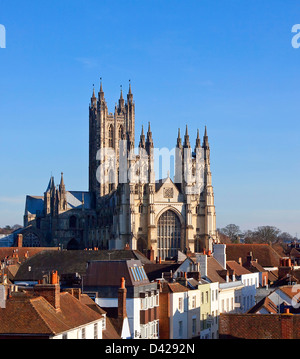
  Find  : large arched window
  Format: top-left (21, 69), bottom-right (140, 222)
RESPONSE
top-left (157, 210), bottom-right (181, 260)
top-left (69, 215), bottom-right (77, 229)
top-left (119, 125), bottom-right (124, 141)
top-left (108, 124), bottom-right (114, 148)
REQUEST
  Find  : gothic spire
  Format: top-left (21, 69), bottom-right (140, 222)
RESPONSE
top-left (183, 125), bottom-right (191, 148)
top-left (146, 122), bottom-right (154, 151)
top-left (91, 84), bottom-right (97, 108)
top-left (46, 176), bottom-right (55, 193)
top-left (176, 128), bottom-right (182, 149)
top-left (59, 172), bottom-right (65, 188)
top-left (139, 125), bottom-right (146, 149)
top-left (195, 129), bottom-right (201, 150)
top-left (127, 80), bottom-right (133, 104)
top-left (99, 77), bottom-right (105, 101)
top-left (119, 85), bottom-right (125, 110)
top-left (203, 126), bottom-right (209, 149)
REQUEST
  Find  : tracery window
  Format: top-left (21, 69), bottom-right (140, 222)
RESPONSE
top-left (157, 210), bottom-right (181, 260)
top-left (108, 125), bottom-right (114, 148)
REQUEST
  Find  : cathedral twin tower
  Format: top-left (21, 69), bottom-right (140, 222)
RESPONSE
top-left (88, 80), bottom-right (217, 258)
top-left (24, 79), bottom-right (216, 256)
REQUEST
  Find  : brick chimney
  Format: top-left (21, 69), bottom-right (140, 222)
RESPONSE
top-left (278, 257), bottom-right (292, 279)
top-left (118, 277), bottom-right (127, 319)
top-left (64, 288), bottom-right (82, 302)
top-left (246, 252), bottom-right (253, 264)
top-left (16, 234), bottom-right (23, 248)
top-left (34, 271), bottom-right (61, 311)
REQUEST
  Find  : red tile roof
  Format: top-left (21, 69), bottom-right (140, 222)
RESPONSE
top-left (0, 289), bottom-right (103, 337)
top-left (226, 261), bottom-right (252, 276)
top-left (247, 296), bottom-right (278, 314)
top-left (226, 244), bottom-right (281, 267)
top-left (161, 282), bottom-right (189, 293)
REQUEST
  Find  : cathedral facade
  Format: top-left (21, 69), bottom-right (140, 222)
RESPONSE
top-left (23, 81), bottom-right (217, 259)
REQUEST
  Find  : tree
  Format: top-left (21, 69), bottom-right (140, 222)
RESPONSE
top-left (219, 224), bottom-right (241, 243)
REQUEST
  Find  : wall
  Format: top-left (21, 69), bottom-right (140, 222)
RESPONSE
top-left (219, 314), bottom-right (300, 339)
top-left (170, 291), bottom-right (188, 339)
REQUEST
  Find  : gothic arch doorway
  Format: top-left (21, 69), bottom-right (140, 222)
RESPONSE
top-left (157, 209), bottom-right (181, 260)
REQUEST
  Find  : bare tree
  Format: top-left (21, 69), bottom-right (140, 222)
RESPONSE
top-left (219, 224), bottom-right (241, 243)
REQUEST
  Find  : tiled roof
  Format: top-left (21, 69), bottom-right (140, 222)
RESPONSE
top-left (268, 270), bottom-right (278, 282)
top-left (0, 247), bottom-right (59, 263)
top-left (243, 260), bottom-right (266, 273)
top-left (14, 250), bottom-right (151, 282)
top-left (80, 295), bottom-right (120, 339)
top-left (206, 257), bottom-right (227, 283)
top-left (0, 290), bottom-right (103, 337)
top-left (161, 282), bottom-right (189, 293)
top-left (101, 307), bottom-right (124, 337)
top-left (279, 285), bottom-right (300, 302)
top-left (226, 260), bottom-right (252, 276)
top-left (226, 244), bottom-right (281, 267)
top-left (290, 248), bottom-right (300, 258)
top-left (247, 296), bottom-right (278, 314)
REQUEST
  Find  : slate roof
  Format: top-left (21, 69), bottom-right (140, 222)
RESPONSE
top-left (14, 250), bottom-right (151, 282)
top-left (84, 259), bottom-right (150, 287)
top-left (25, 196), bottom-right (44, 215)
top-left (143, 263), bottom-right (181, 281)
top-left (66, 191), bottom-right (93, 210)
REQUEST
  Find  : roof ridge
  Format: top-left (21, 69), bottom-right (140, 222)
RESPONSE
top-left (29, 296), bottom-right (57, 335)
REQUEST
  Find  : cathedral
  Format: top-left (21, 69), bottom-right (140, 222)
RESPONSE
top-left (23, 80), bottom-right (217, 260)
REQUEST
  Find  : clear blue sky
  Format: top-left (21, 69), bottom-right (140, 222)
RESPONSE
top-left (0, 0), bottom-right (300, 236)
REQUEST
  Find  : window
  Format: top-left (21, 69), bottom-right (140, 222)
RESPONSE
top-left (69, 215), bottom-right (77, 229)
top-left (178, 321), bottom-right (183, 338)
top-left (94, 323), bottom-right (98, 339)
top-left (157, 210), bottom-right (181, 260)
top-left (192, 296), bottom-right (196, 309)
top-left (82, 327), bottom-right (86, 339)
top-left (119, 125), bottom-right (124, 140)
top-left (192, 318), bottom-right (196, 336)
top-left (206, 291), bottom-right (209, 303)
top-left (201, 292), bottom-right (204, 305)
top-left (62, 333), bottom-right (68, 340)
top-left (108, 124), bottom-right (114, 148)
top-left (178, 297), bottom-right (183, 312)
